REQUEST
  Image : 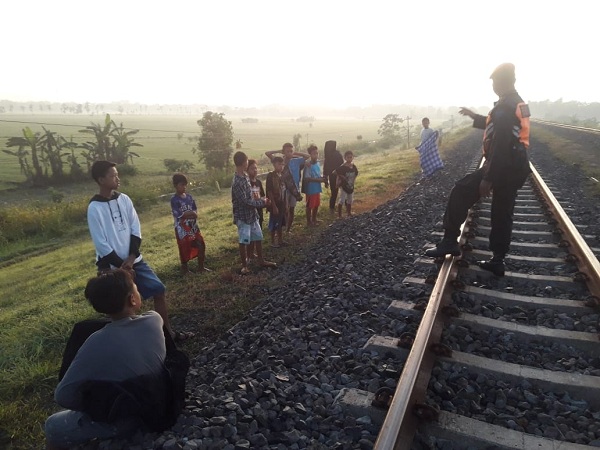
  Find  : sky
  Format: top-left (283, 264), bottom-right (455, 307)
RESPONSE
top-left (1, 0), bottom-right (598, 109)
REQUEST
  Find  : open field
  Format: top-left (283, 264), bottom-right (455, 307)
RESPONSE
top-left (0, 116), bottom-right (466, 449)
top-left (0, 114), bottom-right (383, 190)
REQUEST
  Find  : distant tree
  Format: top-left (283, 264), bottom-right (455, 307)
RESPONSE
top-left (296, 116), bottom-right (315, 123)
top-left (194, 111), bottom-right (234, 170)
top-left (356, 135), bottom-right (363, 141)
top-left (378, 114), bottom-right (404, 149)
top-left (235, 138), bottom-right (243, 149)
top-left (378, 114), bottom-right (404, 139)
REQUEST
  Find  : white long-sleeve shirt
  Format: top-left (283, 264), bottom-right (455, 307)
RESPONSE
top-left (87, 192), bottom-right (143, 269)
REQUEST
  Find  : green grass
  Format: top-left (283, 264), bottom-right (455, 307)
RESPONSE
top-left (0, 118), bottom-right (467, 449)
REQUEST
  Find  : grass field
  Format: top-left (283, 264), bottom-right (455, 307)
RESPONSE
top-left (0, 114), bottom-right (382, 190)
top-left (0, 115), bottom-right (467, 449)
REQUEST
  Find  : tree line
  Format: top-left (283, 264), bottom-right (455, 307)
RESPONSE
top-left (2, 111), bottom-right (237, 187)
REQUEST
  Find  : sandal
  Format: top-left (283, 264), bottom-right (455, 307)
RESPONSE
top-left (173, 331), bottom-right (195, 342)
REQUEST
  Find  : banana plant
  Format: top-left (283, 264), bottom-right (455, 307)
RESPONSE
top-left (79, 113), bottom-right (114, 162)
top-left (5, 127), bottom-right (44, 184)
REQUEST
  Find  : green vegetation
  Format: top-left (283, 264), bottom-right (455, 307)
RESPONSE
top-left (194, 111), bottom-right (234, 170)
top-left (532, 126), bottom-right (600, 197)
top-left (0, 116), bottom-right (468, 449)
top-left (1, 114), bottom-right (142, 188)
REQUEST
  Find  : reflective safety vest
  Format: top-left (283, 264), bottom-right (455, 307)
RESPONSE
top-left (482, 100), bottom-right (530, 156)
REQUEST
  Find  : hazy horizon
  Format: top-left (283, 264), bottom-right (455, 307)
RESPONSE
top-left (1, 1), bottom-right (598, 108)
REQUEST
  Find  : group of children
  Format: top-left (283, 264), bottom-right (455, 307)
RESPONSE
top-left (46, 142), bottom-right (358, 448)
top-left (229, 142), bottom-right (359, 274)
top-left (170, 141), bottom-right (359, 275)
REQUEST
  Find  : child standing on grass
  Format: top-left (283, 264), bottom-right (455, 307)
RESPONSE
top-left (247, 159), bottom-right (265, 229)
top-left (266, 156), bottom-right (287, 248)
top-left (303, 145), bottom-right (327, 227)
top-left (170, 173), bottom-right (209, 275)
top-left (333, 150), bottom-right (359, 218)
top-left (231, 151), bottom-right (277, 275)
top-left (247, 159), bottom-right (266, 260)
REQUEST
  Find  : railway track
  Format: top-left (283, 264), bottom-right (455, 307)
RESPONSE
top-left (337, 158), bottom-right (600, 449)
top-left (532, 119), bottom-right (600, 136)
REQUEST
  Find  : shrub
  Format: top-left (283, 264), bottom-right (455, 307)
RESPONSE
top-left (47, 187), bottom-right (65, 204)
top-left (163, 159), bottom-right (195, 173)
top-left (204, 167), bottom-right (234, 190)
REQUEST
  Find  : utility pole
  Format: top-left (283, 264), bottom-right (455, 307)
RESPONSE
top-left (405, 116), bottom-right (412, 149)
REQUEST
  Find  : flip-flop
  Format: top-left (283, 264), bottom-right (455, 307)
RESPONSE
top-left (173, 331), bottom-right (195, 342)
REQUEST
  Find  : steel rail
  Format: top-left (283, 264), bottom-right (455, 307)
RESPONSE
top-left (373, 160), bottom-right (482, 450)
top-left (372, 253), bottom-right (456, 450)
top-left (373, 158), bottom-right (600, 449)
top-left (530, 164), bottom-right (600, 298)
top-left (532, 119), bottom-right (600, 135)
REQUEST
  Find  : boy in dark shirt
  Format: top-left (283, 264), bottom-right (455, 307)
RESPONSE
top-left (333, 151), bottom-right (359, 218)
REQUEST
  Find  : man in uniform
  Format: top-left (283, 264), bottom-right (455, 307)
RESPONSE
top-left (424, 63), bottom-right (531, 276)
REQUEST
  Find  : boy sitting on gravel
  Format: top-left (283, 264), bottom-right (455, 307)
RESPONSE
top-left (45, 269), bottom-right (168, 449)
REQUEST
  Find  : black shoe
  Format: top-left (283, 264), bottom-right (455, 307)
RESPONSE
top-left (424, 239), bottom-right (461, 257)
top-left (478, 259), bottom-right (505, 276)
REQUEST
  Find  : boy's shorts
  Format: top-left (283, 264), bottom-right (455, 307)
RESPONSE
top-left (286, 191), bottom-right (297, 208)
top-left (338, 190), bottom-right (354, 205)
top-left (132, 260), bottom-right (166, 300)
top-left (236, 219), bottom-right (263, 244)
top-left (306, 193), bottom-right (320, 209)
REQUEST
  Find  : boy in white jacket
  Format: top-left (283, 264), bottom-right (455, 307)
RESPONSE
top-left (87, 161), bottom-right (190, 341)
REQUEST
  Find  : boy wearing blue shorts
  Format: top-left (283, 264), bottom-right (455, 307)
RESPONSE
top-left (88, 161), bottom-right (190, 341)
top-left (231, 152), bottom-right (277, 275)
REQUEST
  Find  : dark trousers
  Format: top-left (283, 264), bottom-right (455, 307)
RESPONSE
top-left (328, 174), bottom-right (339, 210)
top-left (442, 167), bottom-right (527, 256)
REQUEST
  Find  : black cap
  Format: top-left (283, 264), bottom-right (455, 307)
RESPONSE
top-left (490, 63), bottom-right (515, 82)
top-left (91, 160), bottom-right (116, 182)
